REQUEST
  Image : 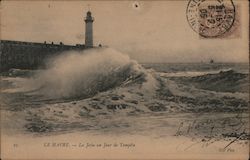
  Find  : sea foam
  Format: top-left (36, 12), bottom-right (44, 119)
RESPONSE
top-left (6, 48), bottom-right (147, 99)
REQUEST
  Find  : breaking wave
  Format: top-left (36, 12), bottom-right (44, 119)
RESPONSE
top-left (189, 69), bottom-right (249, 93)
top-left (169, 69), bottom-right (249, 93)
top-left (5, 48), bottom-right (151, 99)
top-left (1, 51), bottom-right (249, 135)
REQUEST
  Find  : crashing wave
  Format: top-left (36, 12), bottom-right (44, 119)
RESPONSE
top-left (2, 48), bottom-right (161, 100)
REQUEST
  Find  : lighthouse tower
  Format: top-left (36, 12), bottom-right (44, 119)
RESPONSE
top-left (84, 11), bottom-right (94, 47)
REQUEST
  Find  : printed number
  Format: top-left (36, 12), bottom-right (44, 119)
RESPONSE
top-left (13, 144), bottom-right (18, 147)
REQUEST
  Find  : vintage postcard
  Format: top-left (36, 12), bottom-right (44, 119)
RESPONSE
top-left (0, 0), bottom-right (249, 159)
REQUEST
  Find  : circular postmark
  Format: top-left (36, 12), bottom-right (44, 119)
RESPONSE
top-left (186, 0), bottom-right (235, 38)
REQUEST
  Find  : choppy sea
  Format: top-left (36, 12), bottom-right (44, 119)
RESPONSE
top-left (0, 48), bottom-right (249, 153)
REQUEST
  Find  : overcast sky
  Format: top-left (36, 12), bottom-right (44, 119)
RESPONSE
top-left (1, 1), bottom-right (249, 63)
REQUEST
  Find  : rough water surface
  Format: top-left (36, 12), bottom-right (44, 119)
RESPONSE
top-left (0, 48), bottom-right (249, 154)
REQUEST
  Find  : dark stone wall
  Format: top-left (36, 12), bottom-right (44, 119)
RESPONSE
top-left (0, 40), bottom-right (85, 72)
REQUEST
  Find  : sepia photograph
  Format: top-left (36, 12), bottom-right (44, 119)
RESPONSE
top-left (0, 0), bottom-right (249, 159)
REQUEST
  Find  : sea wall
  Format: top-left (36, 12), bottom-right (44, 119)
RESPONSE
top-left (0, 40), bottom-right (85, 72)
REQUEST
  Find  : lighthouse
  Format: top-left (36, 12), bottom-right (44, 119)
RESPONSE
top-left (85, 11), bottom-right (94, 47)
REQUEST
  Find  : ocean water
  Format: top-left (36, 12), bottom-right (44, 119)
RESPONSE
top-left (142, 62), bottom-right (249, 74)
top-left (0, 48), bottom-right (249, 152)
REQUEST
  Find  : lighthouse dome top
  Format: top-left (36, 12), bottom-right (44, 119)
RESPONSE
top-left (85, 10), bottom-right (94, 22)
top-left (87, 11), bottom-right (92, 16)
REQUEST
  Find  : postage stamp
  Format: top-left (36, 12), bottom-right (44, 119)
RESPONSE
top-left (186, 0), bottom-right (236, 38)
